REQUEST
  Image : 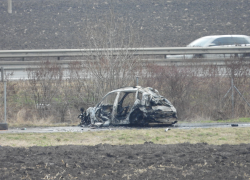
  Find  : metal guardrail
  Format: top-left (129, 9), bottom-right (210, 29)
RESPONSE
top-left (1, 46), bottom-right (250, 58)
top-left (1, 58), bottom-right (250, 71)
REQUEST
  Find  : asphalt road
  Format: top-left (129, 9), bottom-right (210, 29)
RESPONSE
top-left (1, 123), bottom-right (250, 134)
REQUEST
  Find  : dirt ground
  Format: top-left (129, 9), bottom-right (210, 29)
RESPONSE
top-left (1, 143), bottom-right (250, 180)
top-left (1, 0), bottom-right (250, 50)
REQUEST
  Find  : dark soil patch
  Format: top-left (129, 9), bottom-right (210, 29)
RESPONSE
top-left (1, 0), bottom-right (250, 51)
top-left (1, 143), bottom-right (250, 179)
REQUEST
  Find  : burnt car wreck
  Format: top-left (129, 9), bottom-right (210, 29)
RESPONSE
top-left (78, 86), bottom-right (177, 127)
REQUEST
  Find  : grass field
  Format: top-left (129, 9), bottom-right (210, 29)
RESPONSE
top-left (1, 127), bottom-right (250, 147)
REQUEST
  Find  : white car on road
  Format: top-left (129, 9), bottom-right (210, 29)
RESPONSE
top-left (167, 35), bottom-right (250, 59)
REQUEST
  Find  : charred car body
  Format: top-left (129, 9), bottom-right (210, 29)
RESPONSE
top-left (78, 86), bottom-right (177, 127)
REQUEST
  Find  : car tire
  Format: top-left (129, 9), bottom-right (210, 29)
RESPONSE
top-left (0, 123), bottom-right (8, 130)
top-left (129, 109), bottom-right (144, 125)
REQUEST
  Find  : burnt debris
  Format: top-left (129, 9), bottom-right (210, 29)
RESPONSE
top-left (78, 86), bottom-right (177, 127)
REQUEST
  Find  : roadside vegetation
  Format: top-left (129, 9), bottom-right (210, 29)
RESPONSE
top-left (1, 59), bottom-right (250, 126)
top-left (1, 127), bottom-right (250, 147)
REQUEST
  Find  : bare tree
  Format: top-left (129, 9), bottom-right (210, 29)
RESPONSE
top-left (79, 8), bottom-right (144, 103)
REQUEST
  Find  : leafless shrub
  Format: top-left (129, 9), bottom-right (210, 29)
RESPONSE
top-left (3, 58), bottom-right (250, 123)
top-left (142, 63), bottom-right (198, 120)
top-left (223, 59), bottom-right (250, 118)
top-left (26, 60), bottom-right (63, 120)
top-left (141, 60), bottom-right (250, 121)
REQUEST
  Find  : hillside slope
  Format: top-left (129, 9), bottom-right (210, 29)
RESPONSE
top-left (0, 0), bottom-right (250, 49)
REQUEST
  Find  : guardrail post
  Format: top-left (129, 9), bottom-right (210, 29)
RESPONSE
top-left (58, 57), bottom-right (61, 60)
top-left (0, 67), bottom-right (8, 130)
top-left (1, 67), bottom-right (3, 82)
top-left (8, 0), bottom-right (12, 13)
top-left (231, 76), bottom-right (234, 119)
top-left (231, 67), bottom-right (235, 119)
top-left (1, 67), bottom-right (7, 123)
top-left (4, 80), bottom-right (7, 123)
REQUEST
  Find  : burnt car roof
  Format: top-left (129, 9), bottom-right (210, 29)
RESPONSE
top-left (110, 86), bottom-right (140, 93)
top-left (110, 86), bottom-right (160, 94)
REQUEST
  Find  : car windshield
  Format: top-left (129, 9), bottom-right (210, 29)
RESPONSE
top-left (187, 37), bottom-right (213, 47)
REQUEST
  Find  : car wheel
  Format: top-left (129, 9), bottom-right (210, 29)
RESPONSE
top-left (129, 109), bottom-right (144, 125)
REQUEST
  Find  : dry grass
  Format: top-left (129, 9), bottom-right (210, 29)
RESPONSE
top-left (9, 117), bottom-right (78, 128)
top-left (1, 127), bottom-right (250, 147)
